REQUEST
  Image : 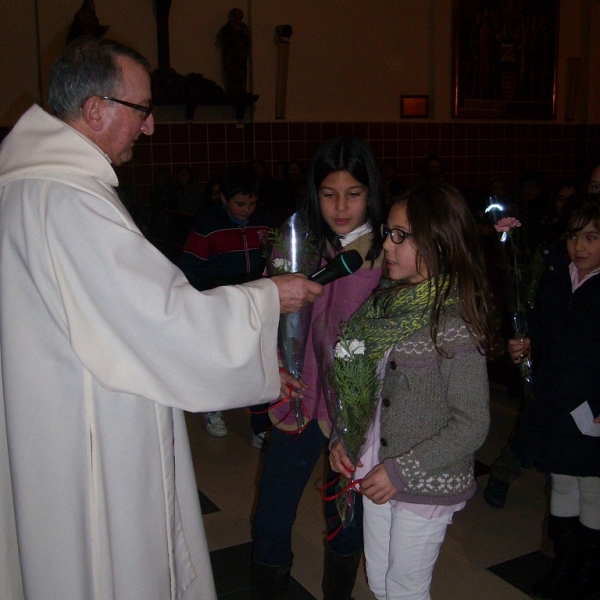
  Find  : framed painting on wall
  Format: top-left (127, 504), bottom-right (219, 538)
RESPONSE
top-left (452, 0), bottom-right (558, 119)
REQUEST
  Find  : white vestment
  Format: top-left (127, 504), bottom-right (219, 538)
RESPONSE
top-left (0, 105), bottom-right (280, 600)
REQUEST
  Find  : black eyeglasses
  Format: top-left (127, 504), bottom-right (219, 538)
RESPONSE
top-left (100, 96), bottom-right (153, 120)
top-left (381, 224), bottom-right (412, 244)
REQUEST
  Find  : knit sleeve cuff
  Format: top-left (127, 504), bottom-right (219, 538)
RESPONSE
top-left (384, 449), bottom-right (429, 492)
top-left (383, 456), bottom-right (407, 493)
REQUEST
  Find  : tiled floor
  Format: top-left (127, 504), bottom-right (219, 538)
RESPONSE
top-left (186, 376), bottom-right (551, 599)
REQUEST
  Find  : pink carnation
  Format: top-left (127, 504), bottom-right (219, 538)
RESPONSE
top-left (494, 217), bottom-right (522, 233)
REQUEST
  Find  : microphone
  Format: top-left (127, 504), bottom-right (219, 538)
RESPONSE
top-left (309, 250), bottom-right (363, 285)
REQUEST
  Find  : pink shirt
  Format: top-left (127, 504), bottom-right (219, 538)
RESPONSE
top-left (569, 261), bottom-right (600, 292)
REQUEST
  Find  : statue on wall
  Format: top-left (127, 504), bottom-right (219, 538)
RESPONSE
top-left (149, 3), bottom-right (258, 120)
top-left (66, 0), bottom-right (110, 45)
top-left (217, 8), bottom-right (250, 99)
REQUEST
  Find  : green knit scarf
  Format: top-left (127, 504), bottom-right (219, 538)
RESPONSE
top-left (348, 278), bottom-right (450, 362)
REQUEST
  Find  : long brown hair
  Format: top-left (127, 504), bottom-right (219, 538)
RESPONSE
top-left (391, 182), bottom-right (496, 353)
top-left (302, 136), bottom-right (385, 265)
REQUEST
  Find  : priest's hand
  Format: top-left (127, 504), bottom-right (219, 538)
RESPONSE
top-left (271, 274), bottom-right (323, 314)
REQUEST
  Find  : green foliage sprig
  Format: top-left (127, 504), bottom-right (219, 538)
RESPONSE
top-left (329, 320), bottom-right (381, 525)
top-left (267, 226), bottom-right (320, 275)
top-left (330, 322), bottom-right (381, 465)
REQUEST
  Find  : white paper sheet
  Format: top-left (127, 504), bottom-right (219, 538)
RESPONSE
top-left (570, 401), bottom-right (600, 437)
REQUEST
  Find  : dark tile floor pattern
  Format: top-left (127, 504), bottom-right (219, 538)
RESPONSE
top-left (488, 551), bottom-right (552, 595)
top-left (201, 477), bottom-right (551, 599)
top-left (199, 489), bottom-right (220, 515)
top-left (200, 487), bottom-right (314, 598)
top-left (210, 542), bottom-right (315, 600)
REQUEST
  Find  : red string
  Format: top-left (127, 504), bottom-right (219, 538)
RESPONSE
top-left (320, 475), bottom-right (363, 542)
top-left (319, 472), bottom-right (363, 501)
top-left (266, 383), bottom-right (295, 413)
top-left (326, 524), bottom-right (342, 543)
top-left (249, 383), bottom-right (310, 436)
top-left (281, 382), bottom-right (310, 436)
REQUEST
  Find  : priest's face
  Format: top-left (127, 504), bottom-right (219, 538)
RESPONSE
top-left (101, 56), bottom-right (154, 166)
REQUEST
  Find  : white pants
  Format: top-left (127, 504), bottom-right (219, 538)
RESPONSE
top-left (550, 474), bottom-right (600, 530)
top-left (363, 497), bottom-right (453, 600)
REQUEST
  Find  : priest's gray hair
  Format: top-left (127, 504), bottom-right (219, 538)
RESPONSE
top-left (47, 36), bottom-right (150, 121)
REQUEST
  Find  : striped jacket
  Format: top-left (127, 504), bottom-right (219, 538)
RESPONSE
top-left (179, 204), bottom-right (271, 290)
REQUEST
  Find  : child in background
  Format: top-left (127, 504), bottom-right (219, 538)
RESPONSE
top-left (588, 162), bottom-right (600, 195)
top-left (509, 201), bottom-right (600, 600)
top-left (179, 167), bottom-right (271, 438)
top-left (331, 182), bottom-right (495, 600)
top-left (251, 137), bottom-right (386, 600)
top-left (175, 166), bottom-right (205, 216)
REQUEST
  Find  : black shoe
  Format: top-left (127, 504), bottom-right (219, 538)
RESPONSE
top-left (531, 516), bottom-right (578, 599)
top-left (251, 556), bottom-right (292, 600)
top-left (484, 476), bottom-right (510, 508)
top-left (554, 524), bottom-right (600, 600)
top-left (322, 545), bottom-right (362, 600)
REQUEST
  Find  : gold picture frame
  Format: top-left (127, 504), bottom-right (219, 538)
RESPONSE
top-left (452, 0), bottom-right (558, 119)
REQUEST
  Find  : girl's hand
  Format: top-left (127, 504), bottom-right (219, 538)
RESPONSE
top-left (278, 369), bottom-right (307, 400)
top-left (360, 464), bottom-right (397, 504)
top-left (329, 440), bottom-right (362, 479)
top-left (508, 337), bottom-right (531, 364)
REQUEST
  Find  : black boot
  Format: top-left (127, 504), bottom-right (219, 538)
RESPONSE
top-left (483, 476), bottom-right (510, 508)
top-left (251, 556), bottom-right (292, 600)
top-left (555, 524), bottom-right (600, 600)
top-left (322, 544), bottom-right (362, 600)
top-left (530, 516), bottom-right (579, 599)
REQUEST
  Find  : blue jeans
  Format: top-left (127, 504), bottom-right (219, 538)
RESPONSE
top-left (252, 421), bottom-right (364, 565)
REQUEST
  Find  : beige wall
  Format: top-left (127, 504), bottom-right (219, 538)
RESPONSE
top-left (251, 0), bottom-right (435, 121)
top-left (0, 0), bottom-right (40, 124)
top-left (1, 0), bottom-right (598, 126)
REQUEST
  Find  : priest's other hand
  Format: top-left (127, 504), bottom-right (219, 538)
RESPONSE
top-left (271, 274), bottom-right (323, 314)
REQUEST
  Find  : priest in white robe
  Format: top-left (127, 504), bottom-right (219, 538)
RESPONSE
top-left (0, 37), bottom-right (321, 600)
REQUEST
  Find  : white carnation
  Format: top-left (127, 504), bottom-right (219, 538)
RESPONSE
top-left (334, 339), bottom-right (365, 360)
top-left (334, 342), bottom-right (351, 360)
top-left (272, 258), bottom-right (291, 271)
top-left (348, 340), bottom-right (366, 355)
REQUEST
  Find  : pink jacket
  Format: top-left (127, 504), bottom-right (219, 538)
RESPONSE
top-left (269, 233), bottom-right (383, 437)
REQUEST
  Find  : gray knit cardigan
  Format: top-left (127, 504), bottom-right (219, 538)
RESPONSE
top-left (380, 308), bottom-right (490, 505)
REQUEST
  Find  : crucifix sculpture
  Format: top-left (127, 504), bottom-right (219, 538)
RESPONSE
top-left (153, 0), bottom-right (172, 68)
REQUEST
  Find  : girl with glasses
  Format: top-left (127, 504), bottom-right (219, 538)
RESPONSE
top-left (330, 182), bottom-right (496, 599)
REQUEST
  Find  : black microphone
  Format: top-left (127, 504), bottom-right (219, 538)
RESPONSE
top-left (309, 250), bottom-right (363, 285)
